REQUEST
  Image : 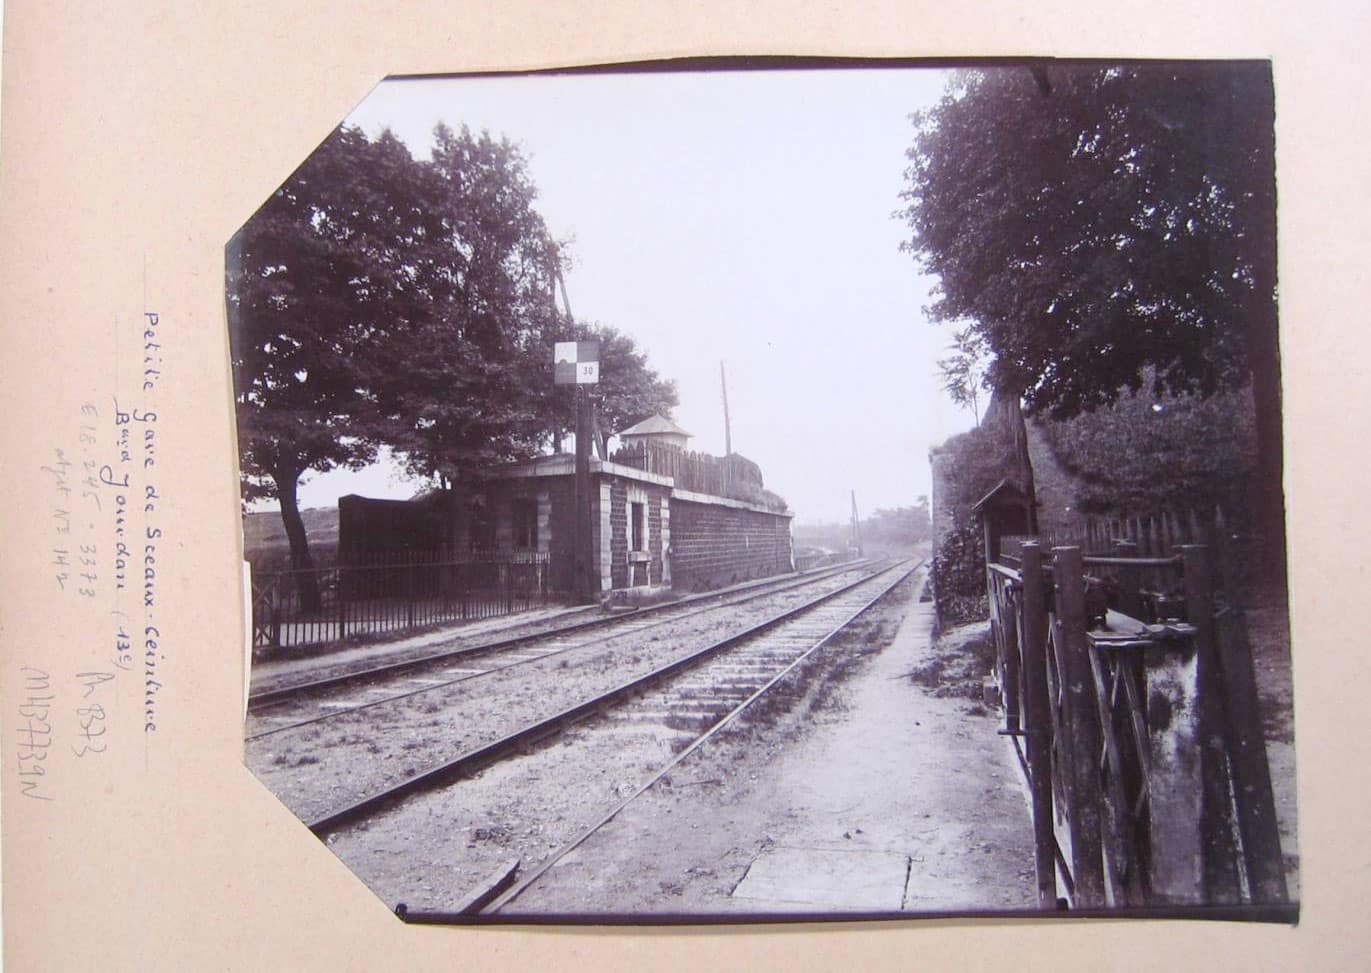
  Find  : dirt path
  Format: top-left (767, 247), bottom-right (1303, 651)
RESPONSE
top-left (503, 572), bottom-right (1037, 918)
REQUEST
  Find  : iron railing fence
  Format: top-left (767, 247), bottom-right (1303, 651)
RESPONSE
top-left (250, 550), bottom-right (550, 651)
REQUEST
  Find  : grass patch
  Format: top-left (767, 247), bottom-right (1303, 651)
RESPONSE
top-left (912, 619), bottom-right (995, 699)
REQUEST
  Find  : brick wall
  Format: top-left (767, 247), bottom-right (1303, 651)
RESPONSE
top-left (669, 499), bottom-right (794, 592)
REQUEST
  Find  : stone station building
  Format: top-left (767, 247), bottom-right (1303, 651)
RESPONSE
top-left (338, 416), bottom-right (795, 598)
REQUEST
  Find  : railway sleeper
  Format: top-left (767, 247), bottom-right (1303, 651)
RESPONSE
top-left (650, 700), bottom-right (730, 714)
top-left (710, 662), bottom-right (778, 673)
top-left (671, 686), bottom-right (755, 701)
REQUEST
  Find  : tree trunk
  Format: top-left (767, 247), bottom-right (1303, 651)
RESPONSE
top-left (438, 481), bottom-right (466, 560)
top-left (984, 384), bottom-right (1039, 534)
top-left (276, 468), bottom-right (323, 614)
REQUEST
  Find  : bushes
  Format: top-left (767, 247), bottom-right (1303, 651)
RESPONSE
top-left (930, 424), bottom-right (1018, 626)
top-left (935, 425), bottom-right (1018, 514)
top-left (1038, 373), bottom-right (1257, 518)
top-left (929, 371), bottom-right (1260, 629)
top-left (932, 518), bottom-right (988, 624)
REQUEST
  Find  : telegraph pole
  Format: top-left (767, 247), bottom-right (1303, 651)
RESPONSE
top-left (720, 360), bottom-right (732, 456)
top-left (555, 342), bottom-right (600, 603)
top-left (575, 383), bottom-right (592, 600)
top-left (850, 490), bottom-right (863, 558)
top-left (553, 268), bottom-right (601, 603)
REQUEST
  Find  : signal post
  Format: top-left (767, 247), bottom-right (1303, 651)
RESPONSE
top-left (554, 340), bottom-right (601, 604)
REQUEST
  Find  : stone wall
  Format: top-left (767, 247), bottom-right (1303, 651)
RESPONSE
top-left (339, 465), bottom-right (792, 599)
top-left (648, 495), bottom-right (664, 585)
top-left (668, 498), bottom-right (794, 592)
top-left (928, 440), bottom-right (992, 629)
top-left (929, 449), bottom-right (958, 565)
top-left (598, 476), bottom-right (672, 592)
top-left (609, 481), bottom-right (628, 589)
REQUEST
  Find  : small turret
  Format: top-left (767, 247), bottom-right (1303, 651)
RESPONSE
top-left (616, 414), bottom-right (692, 452)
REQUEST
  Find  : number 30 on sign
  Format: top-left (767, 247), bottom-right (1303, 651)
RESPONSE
top-left (554, 341), bottom-right (600, 385)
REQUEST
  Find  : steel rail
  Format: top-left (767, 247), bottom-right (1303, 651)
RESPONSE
top-left (250, 559), bottom-right (870, 709)
top-left (477, 558), bottom-right (923, 916)
top-left (305, 559), bottom-right (909, 838)
top-left (248, 563), bottom-right (880, 743)
top-left (248, 563), bottom-right (876, 743)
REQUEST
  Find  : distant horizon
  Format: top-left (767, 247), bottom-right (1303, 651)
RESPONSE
top-left (243, 493), bottom-right (929, 527)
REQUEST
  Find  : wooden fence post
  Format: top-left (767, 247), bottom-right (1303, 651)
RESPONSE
top-left (1113, 539), bottom-right (1142, 620)
top-left (1020, 543), bottom-right (1057, 908)
top-left (1000, 575), bottom-right (1022, 733)
top-left (1182, 543), bottom-right (1242, 904)
top-left (1138, 545), bottom-right (1211, 905)
top-left (1053, 546), bottom-right (1106, 907)
top-left (1212, 606), bottom-right (1290, 904)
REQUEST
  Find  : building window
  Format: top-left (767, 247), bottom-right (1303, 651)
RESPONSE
top-left (631, 501), bottom-right (646, 552)
top-left (513, 498), bottom-right (538, 550)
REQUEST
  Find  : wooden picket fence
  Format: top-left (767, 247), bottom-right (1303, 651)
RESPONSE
top-left (1030, 506), bottom-right (1255, 607)
top-left (985, 538), bottom-right (1290, 914)
top-left (610, 441), bottom-right (766, 503)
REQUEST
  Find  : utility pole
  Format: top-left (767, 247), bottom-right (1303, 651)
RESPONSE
top-left (574, 383), bottom-right (592, 600)
top-left (553, 266), bottom-right (601, 604)
top-left (850, 490), bottom-right (860, 559)
top-left (720, 360), bottom-right (732, 456)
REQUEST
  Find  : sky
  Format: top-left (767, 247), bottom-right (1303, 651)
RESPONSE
top-left (280, 65), bottom-right (977, 524)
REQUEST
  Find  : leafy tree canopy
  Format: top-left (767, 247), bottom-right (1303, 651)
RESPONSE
top-left (902, 63), bottom-right (1277, 420)
top-left (864, 503), bottom-right (933, 548)
top-left (228, 126), bottom-right (437, 586)
top-left (535, 321), bottom-right (680, 455)
top-left (936, 325), bottom-right (989, 424)
top-left (228, 121), bottom-right (680, 584)
top-left (375, 124), bottom-right (565, 485)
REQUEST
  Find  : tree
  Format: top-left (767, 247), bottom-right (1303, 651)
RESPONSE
top-left (228, 125), bottom-right (434, 607)
top-left (377, 125), bottom-right (565, 486)
top-left (863, 504), bottom-right (932, 549)
top-left (902, 63), bottom-right (1283, 561)
top-left (229, 123), bottom-right (565, 598)
top-left (373, 129), bottom-right (678, 478)
top-left (535, 321), bottom-right (679, 456)
top-left (230, 121), bottom-right (683, 594)
top-left (936, 325), bottom-right (989, 424)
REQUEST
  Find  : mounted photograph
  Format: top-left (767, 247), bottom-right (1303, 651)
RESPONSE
top-left (226, 59), bottom-right (1296, 923)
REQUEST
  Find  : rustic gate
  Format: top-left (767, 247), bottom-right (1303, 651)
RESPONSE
top-left (986, 538), bottom-right (1289, 913)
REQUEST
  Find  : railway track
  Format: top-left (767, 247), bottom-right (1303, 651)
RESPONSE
top-left (245, 560), bottom-right (877, 741)
top-left (248, 559), bottom-right (869, 708)
top-left (309, 558), bottom-right (922, 918)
